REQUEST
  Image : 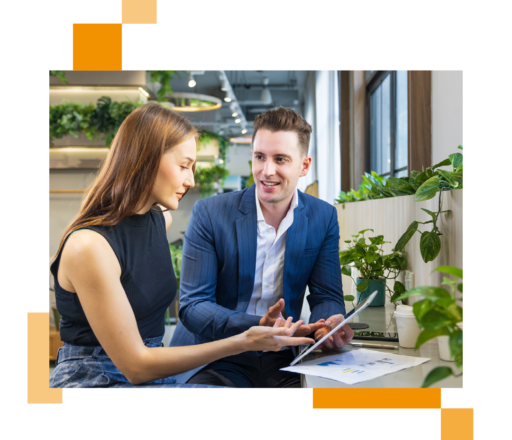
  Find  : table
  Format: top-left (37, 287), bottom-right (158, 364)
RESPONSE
top-left (301, 304), bottom-right (462, 388)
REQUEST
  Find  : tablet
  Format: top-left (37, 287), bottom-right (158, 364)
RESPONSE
top-left (289, 290), bottom-right (379, 366)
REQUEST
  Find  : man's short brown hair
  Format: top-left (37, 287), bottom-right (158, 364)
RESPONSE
top-left (252, 106), bottom-right (312, 157)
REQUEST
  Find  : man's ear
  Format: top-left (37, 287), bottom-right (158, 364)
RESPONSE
top-left (300, 156), bottom-right (312, 177)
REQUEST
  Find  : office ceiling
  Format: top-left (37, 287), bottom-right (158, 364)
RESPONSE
top-left (162, 70), bottom-right (311, 137)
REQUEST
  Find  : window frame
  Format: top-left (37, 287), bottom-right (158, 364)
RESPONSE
top-left (365, 70), bottom-right (408, 178)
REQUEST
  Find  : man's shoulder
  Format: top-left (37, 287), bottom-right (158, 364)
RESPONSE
top-left (197, 188), bottom-right (248, 211)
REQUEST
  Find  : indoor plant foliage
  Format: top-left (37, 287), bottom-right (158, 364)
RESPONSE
top-left (199, 130), bottom-right (230, 162)
top-left (50, 70), bottom-right (68, 84)
top-left (336, 147), bottom-right (463, 264)
top-left (147, 70), bottom-right (180, 102)
top-left (339, 229), bottom-right (407, 306)
top-left (195, 165), bottom-right (229, 198)
top-left (392, 266), bottom-right (463, 388)
top-left (49, 96), bottom-right (144, 146)
top-left (394, 147), bottom-right (463, 263)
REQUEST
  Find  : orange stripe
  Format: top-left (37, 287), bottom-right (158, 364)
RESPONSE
top-left (122, 0), bottom-right (157, 24)
top-left (313, 388), bottom-right (441, 409)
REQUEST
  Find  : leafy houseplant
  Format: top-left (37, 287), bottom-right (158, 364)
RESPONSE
top-left (49, 96), bottom-right (144, 146)
top-left (339, 229), bottom-right (407, 306)
top-left (195, 165), bottom-right (229, 198)
top-left (393, 147), bottom-right (463, 263)
top-left (147, 71), bottom-right (181, 102)
top-left (392, 266), bottom-right (463, 388)
top-left (50, 70), bottom-right (68, 84)
top-left (336, 147), bottom-right (463, 264)
top-left (199, 130), bottom-right (230, 162)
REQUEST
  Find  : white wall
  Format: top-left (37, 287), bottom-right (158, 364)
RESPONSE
top-left (432, 69), bottom-right (512, 164)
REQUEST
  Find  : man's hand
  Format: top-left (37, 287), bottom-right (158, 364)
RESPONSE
top-left (259, 299), bottom-right (326, 337)
top-left (313, 314), bottom-right (354, 351)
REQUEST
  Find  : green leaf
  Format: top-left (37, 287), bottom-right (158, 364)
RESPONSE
top-left (415, 327), bottom-right (451, 350)
top-left (420, 208), bottom-right (437, 219)
top-left (411, 170), bottom-right (421, 180)
top-left (420, 309), bottom-right (454, 330)
top-left (431, 158), bottom-right (452, 169)
top-left (396, 286), bottom-right (452, 304)
top-left (446, 304), bottom-right (463, 323)
top-left (436, 169), bottom-right (458, 187)
top-left (412, 299), bottom-right (435, 322)
top-left (414, 176), bottom-right (441, 202)
top-left (358, 229), bottom-right (374, 235)
top-left (366, 253), bottom-right (380, 264)
top-left (422, 366), bottom-right (454, 388)
top-left (394, 221), bottom-right (419, 252)
top-left (458, 145), bottom-right (463, 150)
top-left (449, 152), bottom-right (463, 170)
top-left (449, 330), bottom-right (463, 358)
top-left (344, 240), bottom-right (351, 243)
top-left (339, 251), bottom-right (355, 265)
top-left (356, 280), bottom-right (370, 292)
top-left (457, 283), bottom-right (463, 293)
top-left (420, 231), bottom-right (441, 263)
top-left (341, 266), bottom-right (352, 277)
top-left (344, 295), bottom-right (355, 302)
top-left (433, 266), bottom-right (463, 279)
top-left (394, 281), bottom-right (406, 295)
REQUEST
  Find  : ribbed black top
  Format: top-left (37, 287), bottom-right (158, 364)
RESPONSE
top-left (50, 210), bottom-right (176, 346)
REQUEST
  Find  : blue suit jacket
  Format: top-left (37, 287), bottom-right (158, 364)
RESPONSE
top-left (169, 185), bottom-right (346, 383)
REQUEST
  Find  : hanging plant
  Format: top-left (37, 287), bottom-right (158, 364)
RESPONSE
top-left (199, 130), bottom-right (229, 162)
top-left (195, 165), bottom-right (229, 198)
top-left (50, 71), bottom-right (68, 84)
top-left (147, 71), bottom-right (181, 102)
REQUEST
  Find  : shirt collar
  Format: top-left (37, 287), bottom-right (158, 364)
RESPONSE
top-left (255, 187), bottom-right (299, 223)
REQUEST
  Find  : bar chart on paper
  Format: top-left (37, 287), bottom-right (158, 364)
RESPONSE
top-left (281, 349), bottom-right (430, 385)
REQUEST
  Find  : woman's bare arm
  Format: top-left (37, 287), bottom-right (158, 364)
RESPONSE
top-left (59, 230), bottom-right (313, 385)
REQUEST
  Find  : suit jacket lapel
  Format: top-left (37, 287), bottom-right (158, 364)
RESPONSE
top-left (283, 193), bottom-right (308, 317)
top-left (235, 185), bottom-right (257, 312)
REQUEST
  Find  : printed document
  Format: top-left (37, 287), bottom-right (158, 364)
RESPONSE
top-left (281, 349), bottom-right (430, 385)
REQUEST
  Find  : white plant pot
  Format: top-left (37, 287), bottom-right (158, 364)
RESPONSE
top-left (438, 336), bottom-right (453, 361)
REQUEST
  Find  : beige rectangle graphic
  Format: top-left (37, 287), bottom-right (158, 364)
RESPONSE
top-left (121, 0), bottom-right (158, 24)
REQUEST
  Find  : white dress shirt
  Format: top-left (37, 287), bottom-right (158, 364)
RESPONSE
top-left (246, 188), bottom-right (299, 316)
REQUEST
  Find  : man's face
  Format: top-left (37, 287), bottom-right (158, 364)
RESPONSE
top-left (252, 129), bottom-right (311, 205)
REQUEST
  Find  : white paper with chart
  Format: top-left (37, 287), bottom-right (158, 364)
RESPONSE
top-left (281, 349), bottom-right (430, 385)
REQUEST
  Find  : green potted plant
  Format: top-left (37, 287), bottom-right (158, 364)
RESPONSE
top-left (339, 229), bottom-right (407, 307)
top-left (392, 266), bottom-right (463, 387)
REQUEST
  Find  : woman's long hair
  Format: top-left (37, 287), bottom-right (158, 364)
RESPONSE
top-left (52, 102), bottom-right (198, 261)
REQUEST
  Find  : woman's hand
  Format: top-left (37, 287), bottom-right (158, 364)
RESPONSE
top-left (244, 317), bottom-right (315, 352)
top-left (259, 298), bottom-right (327, 337)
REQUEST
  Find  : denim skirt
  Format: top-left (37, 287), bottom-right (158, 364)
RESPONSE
top-left (50, 335), bottom-right (219, 388)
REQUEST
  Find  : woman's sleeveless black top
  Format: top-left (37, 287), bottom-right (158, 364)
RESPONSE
top-left (50, 210), bottom-right (176, 346)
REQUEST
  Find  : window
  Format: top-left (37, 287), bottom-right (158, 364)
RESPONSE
top-left (366, 71), bottom-right (408, 177)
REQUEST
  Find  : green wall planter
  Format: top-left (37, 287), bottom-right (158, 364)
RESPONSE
top-left (356, 278), bottom-right (386, 306)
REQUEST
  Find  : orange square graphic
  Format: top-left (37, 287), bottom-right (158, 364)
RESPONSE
top-left (441, 409), bottom-right (473, 440)
top-left (73, 24), bottom-right (122, 71)
top-left (123, 0), bottom-right (157, 24)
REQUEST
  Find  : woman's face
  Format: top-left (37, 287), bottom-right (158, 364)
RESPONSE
top-left (151, 136), bottom-right (197, 210)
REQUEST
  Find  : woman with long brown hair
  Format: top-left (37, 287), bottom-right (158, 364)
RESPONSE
top-left (50, 102), bottom-right (315, 388)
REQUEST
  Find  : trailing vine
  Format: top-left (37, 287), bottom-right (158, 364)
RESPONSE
top-left (50, 71), bottom-right (68, 84)
top-left (147, 71), bottom-right (181, 102)
top-left (198, 130), bottom-right (229, 162)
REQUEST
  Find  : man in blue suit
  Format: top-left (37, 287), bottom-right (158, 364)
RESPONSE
top-left (170, 107), bottom-right (353, 387)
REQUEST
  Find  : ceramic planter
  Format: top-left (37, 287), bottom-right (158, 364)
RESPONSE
top-left (356, 278), bottom-right (386, 306)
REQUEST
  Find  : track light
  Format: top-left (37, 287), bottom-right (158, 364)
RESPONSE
top-left (235, 118), bottom-right (241, 124)
top-left (188, 73), bottom-right (196, 88)
top-left (232, 112), bottom-right (238, 117)
top-left (224, 92), bottom-right (232, 103)
top-left (220, 77), bottom-right (229, 92)
top-left (241, 128), bottom-right (247, 134)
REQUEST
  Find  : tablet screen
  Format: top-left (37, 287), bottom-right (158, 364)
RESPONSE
top-left (289, 290), bottom-right (378, 366)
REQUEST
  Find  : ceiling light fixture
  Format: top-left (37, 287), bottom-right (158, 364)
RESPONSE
top-left (241, 128), bottom-right (247, 134)
top-left (224, 92), bottom-right (232, 103)
top-left (235, 118), bottom-right (241, 124)
top-left (232, 112), bottom-right (239, 117)
top-left (261, 77), bottom-right (272, 104)
top-left (188, 73), bottom-right (196, 88)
